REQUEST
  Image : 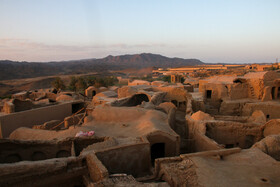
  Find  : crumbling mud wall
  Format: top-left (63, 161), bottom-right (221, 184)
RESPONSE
top-left (186, 112), bottom-right (222, 152)
top-left (0, 139), bottom-right (72, 163)
top-left (205, 121), bottom-right (263, 149)
top-left (0, 156), bottom-right (87, 187)
top-left (146, 132), bottom-right (180, 158)
top-left (0, 102), bottom-right (72, 138)
top-left (242, 102), bottom-right (280, 120)
top-left (253, 135), bottom-right (280, 161)
top-left (0, 137), bottom-right (106, 163)
top-left (95, 141), bottom-right (151, 177)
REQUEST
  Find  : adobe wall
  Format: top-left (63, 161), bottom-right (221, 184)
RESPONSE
top-left (146, 132), bottom-right (180, 157)
top-left (220, 99), bottom-right (251, 116)
top-left (0, 137), bottom-right (105, 163)
top-left (205, 121), bottom-right (263, 149)
top-left (186, 117), bottom-right (221, 152)
top-left (0, 139), bottom-right (72, 163)
top-left (86, 152), bottom-right (109, 182)
top-left (0, 156), bottom-right (87, 187)
top-left (95, 142), bottom-right (151, 177)
top-left (199, 82), bottom-right (228, 101)
top-left (153, 87), bottom-right (187, 103)
top-left (252, 135), bottom-right (280, 161)
top-left (242, 102), bottom-right (280, 120)
top-left (247, 79), bottom-right (264, 99)
top-left (0, 102), bottom-right (72, 138)
top-left (118, 86), bottom-right (138, 98)
top-left (228, 83), bottom-right (248, 100)
top-left (194, 133), bottom-right (222, 152)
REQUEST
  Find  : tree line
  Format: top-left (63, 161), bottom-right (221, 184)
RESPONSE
top-left (51, 76), bottom-right (118, 92)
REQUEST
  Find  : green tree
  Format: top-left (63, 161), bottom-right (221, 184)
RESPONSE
top-left (103, 76), bottom-right (118, 87)
top-left (75, 77), bottom-right (87, 91)
top-left (51, 77), bottom-right (65, 90)
top-left (86, 76), bottom-right (96, 86)
top-left (68, 76), bottom-right (78, 91)
top-left (162, 75), bottom-right (171, 83)
top-left (94, 77), bottom-right (105, 88)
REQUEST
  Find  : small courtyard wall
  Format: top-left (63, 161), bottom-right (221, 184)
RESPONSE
top-left (205, 121), bottom-right (263, 149)
top-left (242, 102), bottom-right (280, 120)
top-left (95, 141), bottom-right (151, 177)
top-left (0, 102), bottom-right (72, 138)
top-left (0, 156), bottom-right (87, 187)
top-left (0, 139), bottom-right (72, 163)
top-left (186, 116), bottom-right (221, 152)
top-left (146, 132), bottom-right (180, 157)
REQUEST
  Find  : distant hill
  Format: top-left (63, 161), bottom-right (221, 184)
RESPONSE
top-left (0, 53), bottom-right (204, 80)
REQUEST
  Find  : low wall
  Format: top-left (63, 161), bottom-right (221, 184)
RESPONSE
top-left (0, 157), bottom-right (87, 187)
top-left (193, 133), bottom-right (221, 152)
top-left (242, 102), bottom-right (280, 120)
top-left (147, 132), bottom-right (180, 157)
top-left (95, 142), bottom-right (151, 177)
top-left (0, 139), bottom-right (72, 163)
top-left (86, 152), bottom-right (109, 182)
top-left (0, 102), bottom-right (72, 138)
top-left (205, 121), bottom-right (263, 149)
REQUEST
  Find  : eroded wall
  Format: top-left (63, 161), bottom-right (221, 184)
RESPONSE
top-left (205, 121), bottom-right (263, 148)
top-left (0, 102), bottom-right (72, 138)
top-left (95, 142), bottom-right (151, 177)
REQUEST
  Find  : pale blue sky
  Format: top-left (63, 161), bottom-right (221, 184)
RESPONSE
top-left (0, 0), bottom-right (279, 63)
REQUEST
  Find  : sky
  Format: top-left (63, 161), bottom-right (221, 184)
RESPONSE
top-left (0, 0), bottom-right (280, 63)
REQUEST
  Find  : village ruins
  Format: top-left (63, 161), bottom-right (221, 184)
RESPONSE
top-left (0, 69), bottom-right (280, 187)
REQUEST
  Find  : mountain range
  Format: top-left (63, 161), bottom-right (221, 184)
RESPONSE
top-left (0, 53), bottom-right (204, 80)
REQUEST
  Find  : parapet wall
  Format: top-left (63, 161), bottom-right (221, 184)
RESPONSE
top-left (95, 141), bottom-right (151, 177)
top-left (0, 102), bottom-right (72, 138)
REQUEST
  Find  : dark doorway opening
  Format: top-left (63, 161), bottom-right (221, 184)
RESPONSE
top-left (72, 103), bottom-right (84, 113)
top-left (206, 90), bottom-right (212, 99)
top-left (92, 90), bottom-right (96, 97)
top-left (151, 143), bottom-right (165, 165)
top-left (123, 94), bottom-right (149, 106)
top-left (278, 87), bottom-right (280, 99)
top-left (272, 87), bottom-right (275, 99)
top-left (225, 144), bottom-right (234, 148)
top-left (171, 100), bottom-right (178, 107)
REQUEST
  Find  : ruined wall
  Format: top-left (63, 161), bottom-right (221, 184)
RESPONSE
top-left (193, 133), bottom-right (221, 152)
top-left (95, 142), bottom-right (151, 177)
top-left (199, 82), bottom-right (228, 101)
top-left (0, 102), bottom-right (72, 138)
top-left (118, 86), bottom-right (138, 98)
top-left (220, 100), bottom-right (250, 116)
top-left (247, 79), bottom-right (264, 99)
top-left (153, 87), bottom-right (187, 103)
top-left (86, 152), bottom-right (109, 182)
top-left (242, 102), bottom-right (280, 120)
top-left (228, 83), bottom-right (249, 100)
top-left (0, 137), bottom-right (105, 164)
top-left (146, 132), bottom-right (180, 157)
top-left (0, 156), bottom-right (86, 187)
top-left (186, 117), bottom-right (221, 152)
top-left (205, 121), bottom-right (263, 149)
top-left (252, 135), bottom-right (280, 161)
top-left (0, 139), bottom-right (72, 163)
